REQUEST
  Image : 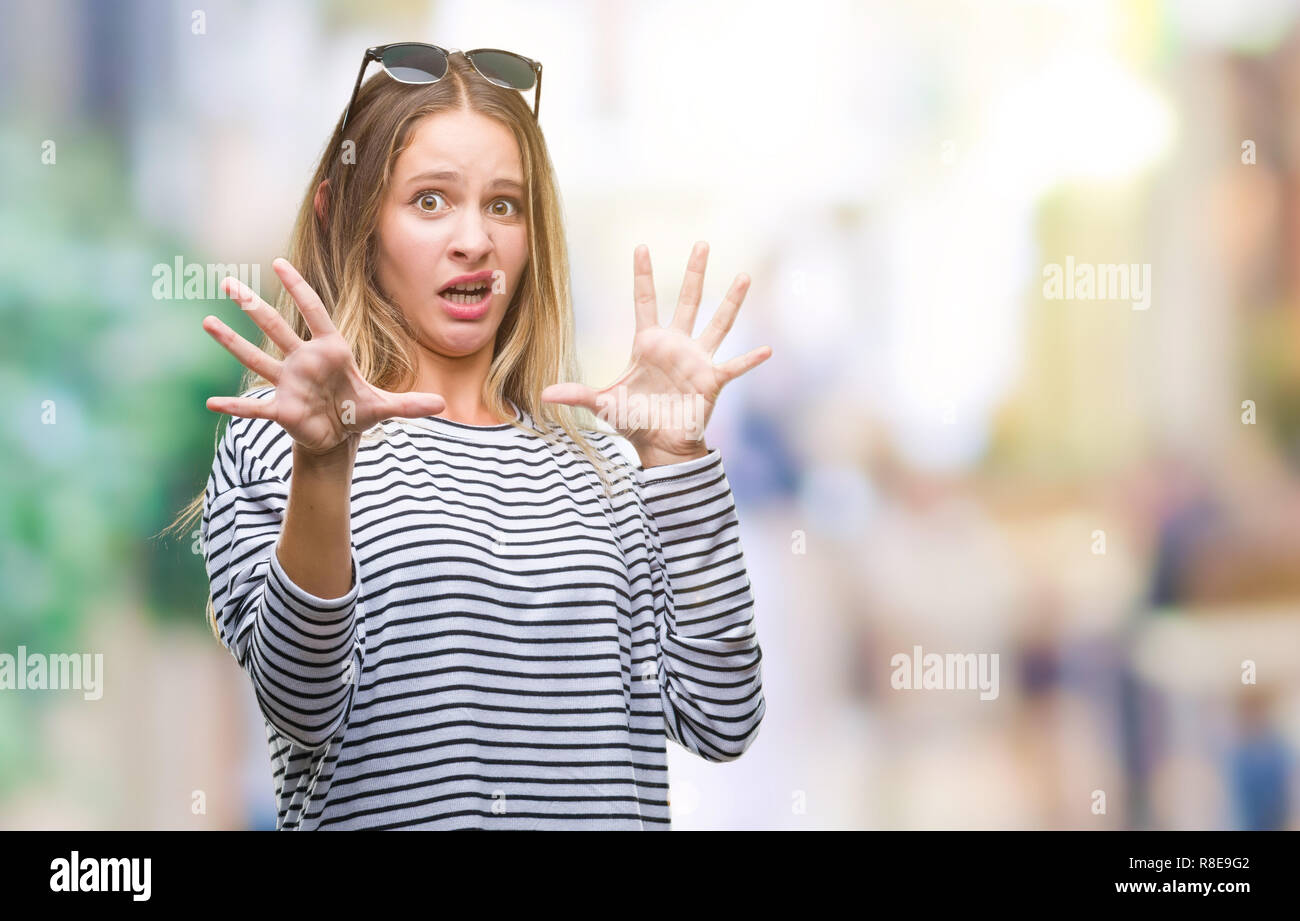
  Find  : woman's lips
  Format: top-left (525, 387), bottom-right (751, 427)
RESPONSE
top-left (438, 287), bottom-right (492, 320)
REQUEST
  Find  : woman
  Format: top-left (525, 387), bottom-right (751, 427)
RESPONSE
top-left (181, 44), bottom-right (771, 829)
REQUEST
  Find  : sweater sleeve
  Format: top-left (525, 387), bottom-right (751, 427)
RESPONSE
top-left (634, 448), bottom-right (766, 762)
top-left (199, 404), bottom-right (364, 752)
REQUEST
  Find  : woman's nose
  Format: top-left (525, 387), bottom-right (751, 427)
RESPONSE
top-left (448, 212), bottom-right (493, 261)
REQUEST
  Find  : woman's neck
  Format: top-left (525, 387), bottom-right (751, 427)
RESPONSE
top-left (406, 345), bottom-right (510, 425)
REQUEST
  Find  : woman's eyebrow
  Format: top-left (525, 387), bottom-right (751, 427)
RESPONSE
top-left (404, 169), bottom-right (524, 193)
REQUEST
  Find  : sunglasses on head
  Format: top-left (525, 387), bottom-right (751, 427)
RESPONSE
top-left (337, 42), bottom-right (542, 144)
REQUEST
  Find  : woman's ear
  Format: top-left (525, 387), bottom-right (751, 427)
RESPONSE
top-left (313, 179), bottom-right (330, 225)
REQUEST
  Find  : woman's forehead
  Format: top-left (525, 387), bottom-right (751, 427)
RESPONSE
top-left (397, 110), bottom-right (523, 181)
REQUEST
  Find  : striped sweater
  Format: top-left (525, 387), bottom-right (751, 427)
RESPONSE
top-left (200, 386), bottom-right (765, 829)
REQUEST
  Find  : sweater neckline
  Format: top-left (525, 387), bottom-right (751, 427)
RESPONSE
top-left (421, 398), bottom-right (522, 430)
top-left (388, 399), bottom-right (532, 443)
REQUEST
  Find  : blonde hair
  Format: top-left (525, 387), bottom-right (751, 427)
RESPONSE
top-left (163, 54), bottom-right (628, 640)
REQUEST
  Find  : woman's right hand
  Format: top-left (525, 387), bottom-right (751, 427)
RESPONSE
top-left (202, 257), bottom-right (446, 457)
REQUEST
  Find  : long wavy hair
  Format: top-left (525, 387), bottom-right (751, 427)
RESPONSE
top-left (163, 53), bottom-right (627, 640)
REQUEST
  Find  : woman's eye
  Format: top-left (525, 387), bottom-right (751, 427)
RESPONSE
top-left (413, 193), bottom-right (519, 217)
top-left (415, 191), bottom-right (447, 213)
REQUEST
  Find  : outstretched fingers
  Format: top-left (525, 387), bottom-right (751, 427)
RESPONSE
top-left (272, 257), bottom-right (338, 340)
top-left (221, 275), bottom-right (302, 356)
top-left (202, 315), bottom-right (282, 383)
top-left (715, 345), bottom-right (773, 387)
top-left (541, 382), bottom-right (601, 414)
top-left (698, 272), bottom-right (751, 355)
top-left (205, 394), bottom-right (279, 421)
top-left (670, 241), bottom-right (709, 335)
top-left (633, 245), bottom-right (658, 332)
top-left (379, 389), bottom-right (448, 420)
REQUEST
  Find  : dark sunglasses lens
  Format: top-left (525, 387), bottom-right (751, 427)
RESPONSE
top-left (468, 51), bottom-right (535, 89)
top-left (381, 44), bottom-right (447, 83)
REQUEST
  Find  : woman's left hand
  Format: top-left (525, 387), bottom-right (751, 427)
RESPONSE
top-left (541, 241), bottom-right (772, 468)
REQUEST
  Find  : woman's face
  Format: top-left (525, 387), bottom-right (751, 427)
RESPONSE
top-left (375, 108), bottom-right (529, 362)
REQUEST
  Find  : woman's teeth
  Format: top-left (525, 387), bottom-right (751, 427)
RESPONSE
top-left (443, 288), bottom-right (488, 304)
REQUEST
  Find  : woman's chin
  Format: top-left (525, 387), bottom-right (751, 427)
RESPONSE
top-left (420, 322), bottom-right (499, 359)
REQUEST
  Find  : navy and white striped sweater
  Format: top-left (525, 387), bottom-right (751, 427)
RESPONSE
top-left (200, 386), bottom-right (765, 829)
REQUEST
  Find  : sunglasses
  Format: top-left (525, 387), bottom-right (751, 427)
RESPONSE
top-left (337, 42), bottom-right (542, 145)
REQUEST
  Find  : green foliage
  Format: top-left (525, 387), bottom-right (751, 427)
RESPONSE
top-left (0, 123), bottom-right (247, 666)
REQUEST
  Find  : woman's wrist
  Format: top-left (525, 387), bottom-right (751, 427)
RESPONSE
top-left (292, 435), bottom-right (359, 479)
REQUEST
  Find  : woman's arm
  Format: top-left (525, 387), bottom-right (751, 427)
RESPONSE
top-left (538, 241), bottom-right (771, 758)
top-left (635, 448), bottom-right (766, 762)
top-left (199, 259), bottom-right (445, 749)
top-left (202, 402), bottom-right (364, 751)
top-left (279, 437), bottom-right (360, 598)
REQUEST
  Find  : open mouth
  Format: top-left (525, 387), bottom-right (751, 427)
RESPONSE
top-left (439, 282), bottom-right (492, 305)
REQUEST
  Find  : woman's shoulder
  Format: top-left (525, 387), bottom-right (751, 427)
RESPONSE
top-left (528, 410), bottom-right (639, 469)
top-left (575, 424), bottom-right (641, 471)
top-left (216, 385), bottom-right (294, 481)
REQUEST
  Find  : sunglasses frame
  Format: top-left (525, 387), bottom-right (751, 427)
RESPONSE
top-left (336, 42), bottom-right (542, 145)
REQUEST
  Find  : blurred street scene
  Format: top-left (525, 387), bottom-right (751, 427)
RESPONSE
top-left (2, 0), bottom-right (1299, 829)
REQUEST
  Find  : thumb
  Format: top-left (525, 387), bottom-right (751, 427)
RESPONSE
top-left (540, 382), bottom-right (601, 413)
top-left (380, 390), bottom-right (447, 420)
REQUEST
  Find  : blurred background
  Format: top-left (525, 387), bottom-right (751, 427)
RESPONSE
top-left (3, 0), bottom-right (1300, 830)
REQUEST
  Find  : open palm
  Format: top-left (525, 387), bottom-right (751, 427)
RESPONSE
top-left (541, 242), bottom-right (772, 465)
top-left (202, 258), bottom-right (446, 456)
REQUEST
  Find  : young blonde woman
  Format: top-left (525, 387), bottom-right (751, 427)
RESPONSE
top-left (181, 43), bottom-right (771, 830)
